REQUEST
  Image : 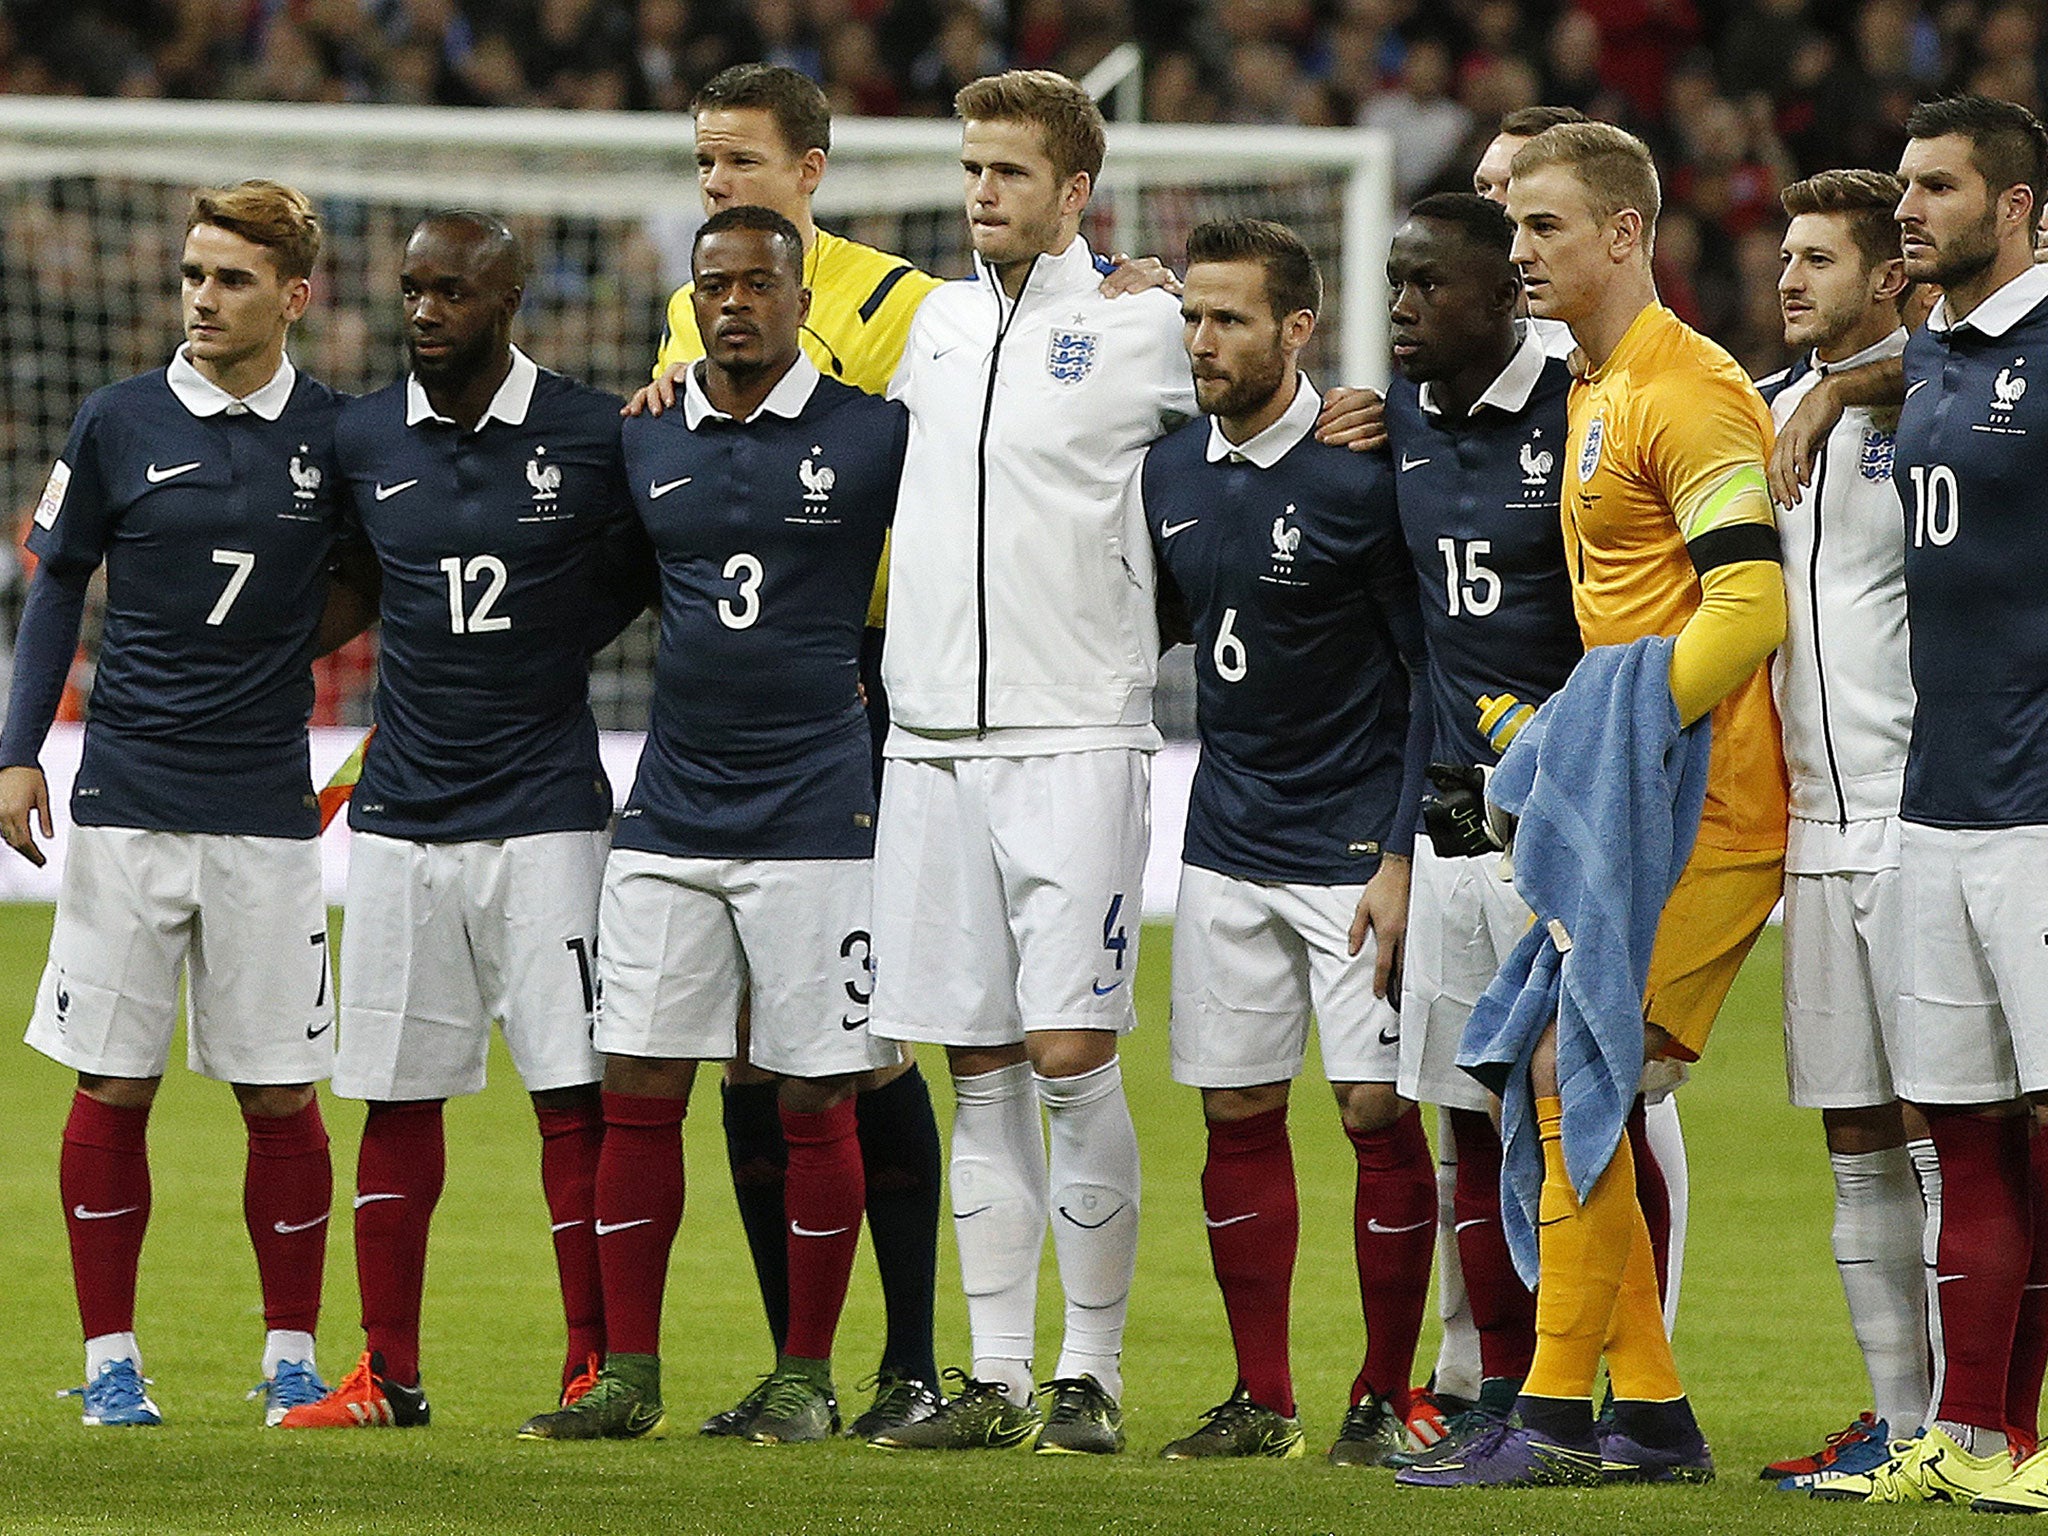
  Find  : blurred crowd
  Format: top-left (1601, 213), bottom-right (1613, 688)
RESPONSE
top-left (1, 0), bottom-right (2035, 367)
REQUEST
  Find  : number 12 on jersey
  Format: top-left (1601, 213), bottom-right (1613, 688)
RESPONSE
top-left (440, 554), bottom-right (511, 634)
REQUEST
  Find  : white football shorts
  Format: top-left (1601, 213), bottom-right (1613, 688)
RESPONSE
top-left (334, 829), bottom-right (605, 1100)
top-left (25, 825), bottom-right (333, 1084)
top-left (1893, 822), bottom-right (2048, 1104)
top-left (869, 749), bottom-right (1149, 1047)
top-left (1782, 864), bottom-right (1900, 1108)
top-left (1169, 863), bottom-right (1398, 1088)
top-left (595, 849), bottom-right (895, 1078)
top-left (1397, 839), bottom-right (1525, 1113)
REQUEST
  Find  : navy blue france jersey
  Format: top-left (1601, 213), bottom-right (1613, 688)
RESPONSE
top-left (27, 363), bottom-right (344, 837)
top-left (337, 352), bottom-right (640, 841)
top-left (1145, 384), bottom-right (1427, 884)
top-left (616, 362), bottom-right (906, 860)
top-left (1382, 342), bottom-right (1582, 769)
top-left (1896, 273), bottom-right (2048, 828)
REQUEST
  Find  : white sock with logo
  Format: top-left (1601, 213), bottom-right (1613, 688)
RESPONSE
top-left (1831, 1147), bottom-right (1932, 1432)
top-left (263, 1329), bottom-right (317, 1380)
top-left (1038, 1059), bottom-right (1140, 1401)
top-left (950, 1062), bottom-right (1047, 1407)
top-left (1910, 1136), bottom-right (1945, 1425)
top-left (85, 1332), bottom-right (140, 1378)
top-left (1429, 1124), bottom-right (1482, 1401)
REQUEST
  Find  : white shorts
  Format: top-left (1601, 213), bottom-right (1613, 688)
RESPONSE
top-left (1168, 863), bottom-right (1398, 1088)
top-left (335, 829), bottom-right (605, 1100)
top-left (1894, 822), bottom-right (2048, 1104)
top-left (1782, 866), bottom-right (1900, 1108)
top-left (594, 849), bottom-right (895, 1078)
top-left (869, 750), bottom-right (1149, 1047)
top-left (25, 826), bottom-right (333, 1084)
top-left (1397, 840), bottom-right (1525, 1113)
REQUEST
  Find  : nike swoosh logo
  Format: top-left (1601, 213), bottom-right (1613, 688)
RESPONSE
top-left (595, 1218), bottom-right (653, 1236)
top-left (550, 1219), bottom-right (585, 1234)
top-left (1366, 1217), bottom-right (1432, 1235)
top-left (146, 461), bottom-right (201, 483)
top-left (1906, 379), bottom-right (1930, 398)
top-left (841, 1014), bottom-right (866, 1031)
top-left (790, 1222), bottom-right (852, 1238)
top-left (1935, 1273), bottom-right (1968, 1284)
top-left (1161, 518), bottom-right (1199, 537)
top-left (306, 1021), bottom-right (332, 1040)
top-left (374, 479), bottom-right (418, 501)
top-left (272, 1213), bottom-right (329, 1235)
top-left (72, 1204), bottom-right (140, 1221)
top-left (1057, 1203), bottom-right (1126, 1230)
top-left (1377, 1025), bottom-right (1400, 1045)
top-left (352, 1192), bottom-right (403, 1209)
top-left (952, 1205), bottom-right (992, 1220)
top-left (933, 344), bottom-right (961, 361)
top-left (1203, 1212), bottom-right (1258, 1229)
top-left (648, 476), bottom-right (693, 498)
top-left (1091, 978), bottom-right (1125, 997)
top-left (1454, 1218), bottom-right (1487, 1233)
top-left (1400, 454), bottom-right (1431, 471)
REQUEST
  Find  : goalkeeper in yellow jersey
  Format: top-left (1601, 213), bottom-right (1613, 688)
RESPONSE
top-left (1404, 121), bottom-right (1788, 1489)
top-left (625, 63), bottom-right (1172, 1444)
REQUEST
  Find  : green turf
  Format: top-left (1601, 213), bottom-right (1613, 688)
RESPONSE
top-left (0, 908), bottom-right (1970, 1532)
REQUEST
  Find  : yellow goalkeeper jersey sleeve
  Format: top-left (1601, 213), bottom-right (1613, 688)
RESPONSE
top-left (654, 228), bottom-right (940, 625)
top-left (1563, 303), bottom-right (1789, 853)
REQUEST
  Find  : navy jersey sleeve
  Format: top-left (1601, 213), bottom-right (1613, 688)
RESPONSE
top-left (1354, 465), bottom-right (1432, 858)
top-left (586, 436), bottom-right (657, 653)
top-left (25, 395), bottom-right (117, 579)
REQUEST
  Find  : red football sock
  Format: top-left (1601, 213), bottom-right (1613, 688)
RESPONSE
top-left (1626, 1100), bottom-right (1673, 1302)
top-left (1202, 1106), bottom-right (1298, 1416)
top-left (781, 1098), bottom-right (866, 1362)
top-left (355, 1100), bottom-right (445, 1386)
top-left (2008, 1122), bottom-right (2048, 1443)
top-left (1449, 1107), bottom-right (1535, 1382)
top-left (61, 1092), bottom-right (152, 1342)
top-left (243, 1099), bottom-right (330, 1337)
top-left (1348, 1108), bottom-right (1434, 1411)
top-left (537, 1097), bottom-right (605, 1389)
top-left (596, 1092), bottom-right (687, 1358)
top-left (1929, 1110), bottom-right (2030, 1432)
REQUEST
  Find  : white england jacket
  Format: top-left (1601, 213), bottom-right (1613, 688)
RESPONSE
top-left (1763, 330), bottom-right (1914, 854)
top-left (882, 235), bottom-right (1195, 742)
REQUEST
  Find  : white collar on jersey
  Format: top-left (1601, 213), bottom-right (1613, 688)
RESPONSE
top-left (166, 346), bottom-right (296, 421)
top-left (405, 345), bottom-right (540, 430)
top-left (1204, 371), bottom-right (1321, 469)
top-left (1927, 261), bottom-right (2048, 337)
top-left (1812, 327), bottom-right (1908, 376)
top-left (682, 350), bottom-right (822, 429)
top-left (970, 234), bottom-right (1104, 302)
top-left (1419, 321), bottom-right (1549, 417)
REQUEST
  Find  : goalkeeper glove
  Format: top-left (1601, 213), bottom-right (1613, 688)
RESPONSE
top-left (1421, 763), bottom-right (1502, 859)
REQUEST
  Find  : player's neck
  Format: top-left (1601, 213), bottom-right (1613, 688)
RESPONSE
top-left (1569, 270), bottom-right (1659, 375)
top-left (1434, 329), bottom-right (1518, 419)
top-left (1814, 308), bottom-right (1901, 367)
top-left (993, 221), bottom-right (1082, 299)
top-left (190, 338), bottom-right (286, 402)
top-left (426, 346), bottom-right (513, 433)
top-left (1218, 368), bottom-right (1301, 447)
top-left (704, 349), bottom-right (799, 421)
top-left (1940, 242), bottom-right (2037, 327)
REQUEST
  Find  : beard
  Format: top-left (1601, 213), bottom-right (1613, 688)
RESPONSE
top-left (1196, 348), bottom-right (1290, 420)
top-left (408, 325), bottom-right (499, 386)
top-left (1921, 205), bottom-right (2001, 289)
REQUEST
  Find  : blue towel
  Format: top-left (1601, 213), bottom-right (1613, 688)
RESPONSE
top-left (1455, 635), bottom-right (1713, 1286)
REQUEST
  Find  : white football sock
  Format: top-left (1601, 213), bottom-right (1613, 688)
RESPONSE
top-left (1831, 1146), bottom-right (1932, 1433)
top-left (1910, 1135), bottom-right (1944, 1427)
top-left (1643, 1092), bottom-right (1689, 1335)
top-left (1038, 1059), bottom-right (1140, 1401)
top-left (263, 1329), bottom-right (317, 1379)
top-left (85, 1332), bottom-right (140, 1378)
top-left (950, 1061), bottom-right (1047, 1406)
top-left (1429, 1119), bottom-right (1481, 1401)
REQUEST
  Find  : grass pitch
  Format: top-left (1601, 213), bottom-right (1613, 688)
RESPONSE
top-left (0, 907), bottom-right (1966, 1533)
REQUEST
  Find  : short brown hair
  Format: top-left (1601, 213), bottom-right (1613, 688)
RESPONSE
top-left (187, 179), bottom-right (321, 281)
top-left (1499, 105), bottom-right (1588, 140)
top-left (696, 63), bottom-right (832, 157)
top-left (955, 69), bottom-right (1106, 183)
top-left (1781, 168), bottom-right (1907, 270)
top-left (1186, 217), bottom-right (1322, 319)
top-left (1511, 122), bottom-right (1661, 250)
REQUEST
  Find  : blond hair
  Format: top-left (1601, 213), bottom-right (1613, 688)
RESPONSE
top-left (187, 179), bottom-right (321, 281)
top-left (954, 70), bottom-right (1106, 183)
top-left (1510, 122), bottom-right (1661, 253)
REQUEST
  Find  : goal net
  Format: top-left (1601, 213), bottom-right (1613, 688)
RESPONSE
top-left (0, 98), bottom-right (1395, 736)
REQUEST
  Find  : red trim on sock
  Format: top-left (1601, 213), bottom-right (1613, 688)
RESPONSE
top-left (537, 1098), bottom-right (605, 1387)
top-left (355, 1101), bottom-right (445, 1386)
top-left (596, 1092), bottom-right (687, 1358)
top-left (1348, 1109), bottom-right (1433, 1412)
top-left (62, 1092), bottom-right (151, 1341)
top-left (1449, 1107), bottom-right (1534, 1383)
top-left (781, 1098), bottom-right (865, 1362)
top-left (1203, 1106), bottom-right (1298, 1416)
top-left (1930, 1111), bottom-right (2030, 1432)
top-left (243, 1099), bottom-right (330, 1337)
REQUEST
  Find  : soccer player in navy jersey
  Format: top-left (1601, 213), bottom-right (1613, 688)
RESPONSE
top-left (517, 204), bottom-right (908, 1444)
top-left (282, 211), bottom-right (648, 1431)
top-left (1378, 194), bottom-right (1582, 1454)
top-left (1139, 218), bottom-right (1434, 1465)
top-left (0, 180), bottom-right (342, 1428)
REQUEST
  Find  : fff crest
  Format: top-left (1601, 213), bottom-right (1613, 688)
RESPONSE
top-left (1046, 327), bottom-right (1100, 385)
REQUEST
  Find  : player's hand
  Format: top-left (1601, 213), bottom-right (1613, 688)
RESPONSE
top-left (1099, 253), bottom-right (1181, 299)
top-left (1767, 375), bottom-right (1840, 508)
top-left (1349, 852), bottom-right (1411, 997)
top-left (1315, 386), bottom-right (1386, 452)
top-left (623, 362), bottom-right (690, 418)
top-left (0, 764), bottom-right (53, 868)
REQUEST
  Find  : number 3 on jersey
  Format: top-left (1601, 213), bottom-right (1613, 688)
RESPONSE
top-left (1908, 464), bottom-right (1960, 548)
top-left (720, 552), bottom-right (763, 630)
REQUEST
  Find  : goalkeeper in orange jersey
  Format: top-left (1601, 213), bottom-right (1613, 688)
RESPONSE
top-left (1402, 121), bottom-right (1788, 1489)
